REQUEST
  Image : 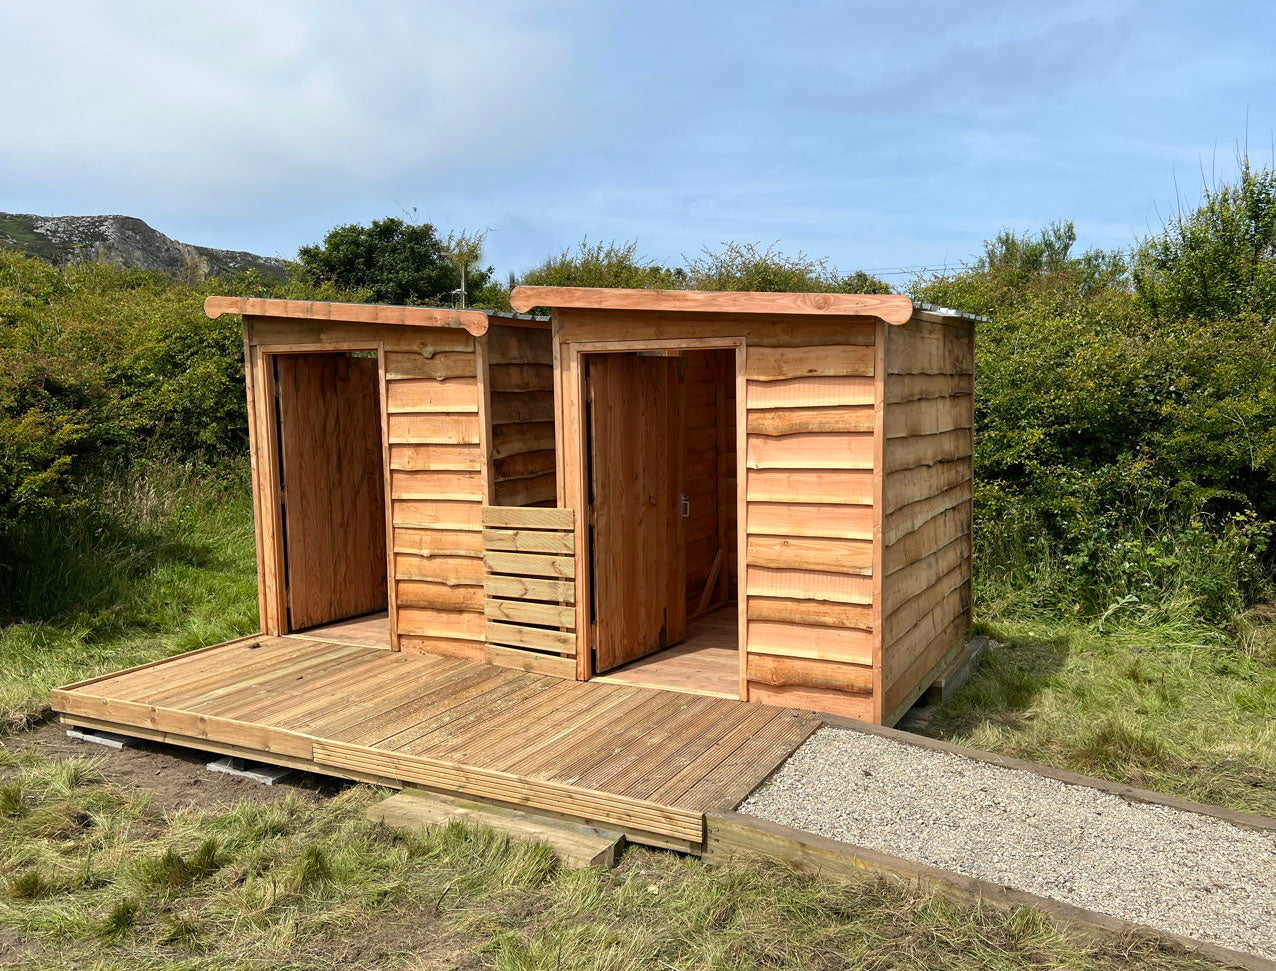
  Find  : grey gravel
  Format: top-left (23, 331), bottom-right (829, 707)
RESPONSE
top-left (738, 728), bottom-right (1276, 960)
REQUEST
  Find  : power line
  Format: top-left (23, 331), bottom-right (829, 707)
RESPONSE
top-left (857, 263), bottom-right (968, 276)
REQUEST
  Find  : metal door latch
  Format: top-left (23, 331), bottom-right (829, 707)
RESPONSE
top-left (679, 493), bottom-right (690, 519)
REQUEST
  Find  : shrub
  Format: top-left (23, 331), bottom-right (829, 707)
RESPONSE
top-left (916, 163), bottom-right (1276, 631)
top-left (0, 253), bottom-right (360, 533)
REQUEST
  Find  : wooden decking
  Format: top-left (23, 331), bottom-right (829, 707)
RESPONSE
top-left (292, 612), bottom-right (391, 648)
top-left (50, 636), bottom-right (819, 849)
top-left (597, 607), bottom-right (739, 698)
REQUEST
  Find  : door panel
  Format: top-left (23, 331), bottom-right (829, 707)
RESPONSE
top-left (275, 353), bottom-right (388, 631)
top-left (588, 353), bottom-right (686, 672)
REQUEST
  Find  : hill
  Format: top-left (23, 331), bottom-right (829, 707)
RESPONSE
top-left (0, 211), bottom-right (293, 281)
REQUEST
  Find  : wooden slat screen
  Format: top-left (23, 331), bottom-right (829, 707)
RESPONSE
top-left (482, 506), bottom-right (577, 678)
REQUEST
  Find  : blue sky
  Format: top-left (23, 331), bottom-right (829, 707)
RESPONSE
top-left (2, 0), bottom-right (1273, 282)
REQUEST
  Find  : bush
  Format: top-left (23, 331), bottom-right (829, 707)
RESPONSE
top-left (518, 238), bottom-right (890, 294)
top-left (686, 241), bottom-right (892, 293)
top-left (519, 238), bottom-right (686, 291)
top-left (0, 253), bottom-right (357, 532)
top-left (916, 163), bottom-right (1276, 632)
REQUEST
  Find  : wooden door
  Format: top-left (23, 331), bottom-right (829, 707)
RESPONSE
top-left (274, 353), bottom-right (388, 631)
top-left (587, 353), bottom-right (686, 672)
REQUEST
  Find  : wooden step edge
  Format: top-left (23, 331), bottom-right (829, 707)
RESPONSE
top-left (367, 788), bottom-right (625, 868)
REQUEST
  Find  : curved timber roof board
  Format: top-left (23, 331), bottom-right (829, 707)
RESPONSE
top-left (508, 285), bottom-right (976, 325)
top-left (203, 296), bottom-right (548, 337)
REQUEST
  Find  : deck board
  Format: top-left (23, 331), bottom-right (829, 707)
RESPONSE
top-left (50, 635), bottom-right (819, 848)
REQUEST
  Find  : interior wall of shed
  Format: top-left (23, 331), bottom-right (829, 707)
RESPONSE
top-left (486, 324), bottom-right (557, 506)
top-left (683, 349), bottom-right (738, 619)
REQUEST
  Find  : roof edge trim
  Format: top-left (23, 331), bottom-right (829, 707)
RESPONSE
top-left (203, 297), bottom-right (519, 336)
top-left (509, 286), bottom-right (916, 324)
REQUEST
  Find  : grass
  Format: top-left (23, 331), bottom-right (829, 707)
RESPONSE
top-left (0, 460), bottom-right (258, 732)
top-left (0, 748), bottom-right (1223, 971)
top-left (924, 616), bottom-right (1276, 815)
top-left (0, 460), bottom-right (1269, 967)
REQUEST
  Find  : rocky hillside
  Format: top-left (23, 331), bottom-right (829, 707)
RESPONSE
top-left (0, 212), bottom-right (293, 281)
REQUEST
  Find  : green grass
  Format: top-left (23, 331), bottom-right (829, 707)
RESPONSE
top-left (0, 461), bottom-right (258, 732)
top-left (925, 615), bottom-right (1276, 816)
top-left (0, 748), bottom-right (1221, 971)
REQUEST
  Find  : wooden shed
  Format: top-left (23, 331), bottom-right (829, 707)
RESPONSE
top-left (201, 287), bottom-right (979, 726)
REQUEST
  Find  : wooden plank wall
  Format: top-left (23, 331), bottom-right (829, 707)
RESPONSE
top-left (244, 315), bottom-right (489, 659)
top-left (879, 315), bottom-right (975, 721)
top-left (483, 505), bottom-right (577, 677)
top-left (487, 324), bottom-right (557, 507)
top-left (741, 329), bottom-right (878, 720)
top-left (554, 310), bottom-right (886, 715)
top-left (383, 327), bottom-right (488, 659)
top-left (684, 349), bottom-right (737, 618)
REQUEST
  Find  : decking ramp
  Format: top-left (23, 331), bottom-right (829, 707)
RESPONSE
top-left (50, 636), bottom-right (818, 850)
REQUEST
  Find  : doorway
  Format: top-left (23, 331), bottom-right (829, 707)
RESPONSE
top-left (583, 346), bottom-right (739, 697)
top-left (269, 351), bottom-right (390, 641)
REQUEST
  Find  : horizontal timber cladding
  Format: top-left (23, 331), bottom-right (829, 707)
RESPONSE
top-left (485, 324), bottom-right (557, 508)
top-left (376, 327), bottom-right (483, 656)
top-left (481, 505), bottom-right (577, 678)
top-left (879, 313), bottom-right (975, 721)
top-left (736, 330), bottom-right (879, 715)
top-left (745, 470), bottom-right (874, 509)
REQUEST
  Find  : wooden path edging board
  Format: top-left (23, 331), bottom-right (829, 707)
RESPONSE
top-left (704, 811), bottom-right (1276, 971)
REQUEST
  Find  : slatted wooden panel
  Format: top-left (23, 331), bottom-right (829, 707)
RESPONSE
top-left (482, 505), bottom-right (577, 678)
top-left (879, 316), bottom-right (975, 722)
top-left (384, 333), bottom-right (488, 659)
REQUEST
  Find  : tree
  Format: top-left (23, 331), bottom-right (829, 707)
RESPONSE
top-left (297, 217), bottom-right (493, 306)
top-left (1133, 160), bottom-right (1276, 322)
top-left (442, 229), bottom-right (487, 308)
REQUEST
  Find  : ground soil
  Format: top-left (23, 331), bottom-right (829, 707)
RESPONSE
top-left (10, 718), bottom-right (349, 811)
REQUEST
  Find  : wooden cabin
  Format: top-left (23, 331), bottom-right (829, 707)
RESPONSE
top-left (203, 287), bottom-right (979, 726)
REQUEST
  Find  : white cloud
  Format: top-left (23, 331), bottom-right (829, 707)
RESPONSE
top-left (0, 1), bottom-right (578, 211)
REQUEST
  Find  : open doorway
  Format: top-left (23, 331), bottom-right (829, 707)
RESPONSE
top-left (269, 351), bottom-right (391, 646)
top-left (584, 347), bottom-right (739, 697)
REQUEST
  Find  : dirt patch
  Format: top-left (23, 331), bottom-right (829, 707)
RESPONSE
top-left (314, 905), bottom-right (491, 970)
top-left (7, 719), bottom-right (351, 812)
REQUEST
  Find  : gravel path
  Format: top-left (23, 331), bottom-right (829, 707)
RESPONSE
top-left (738, 728), bottom-right (1276, 960)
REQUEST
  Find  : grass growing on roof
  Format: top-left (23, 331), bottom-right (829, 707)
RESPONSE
top-left (0, 747), bottom-right (1224, 971)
